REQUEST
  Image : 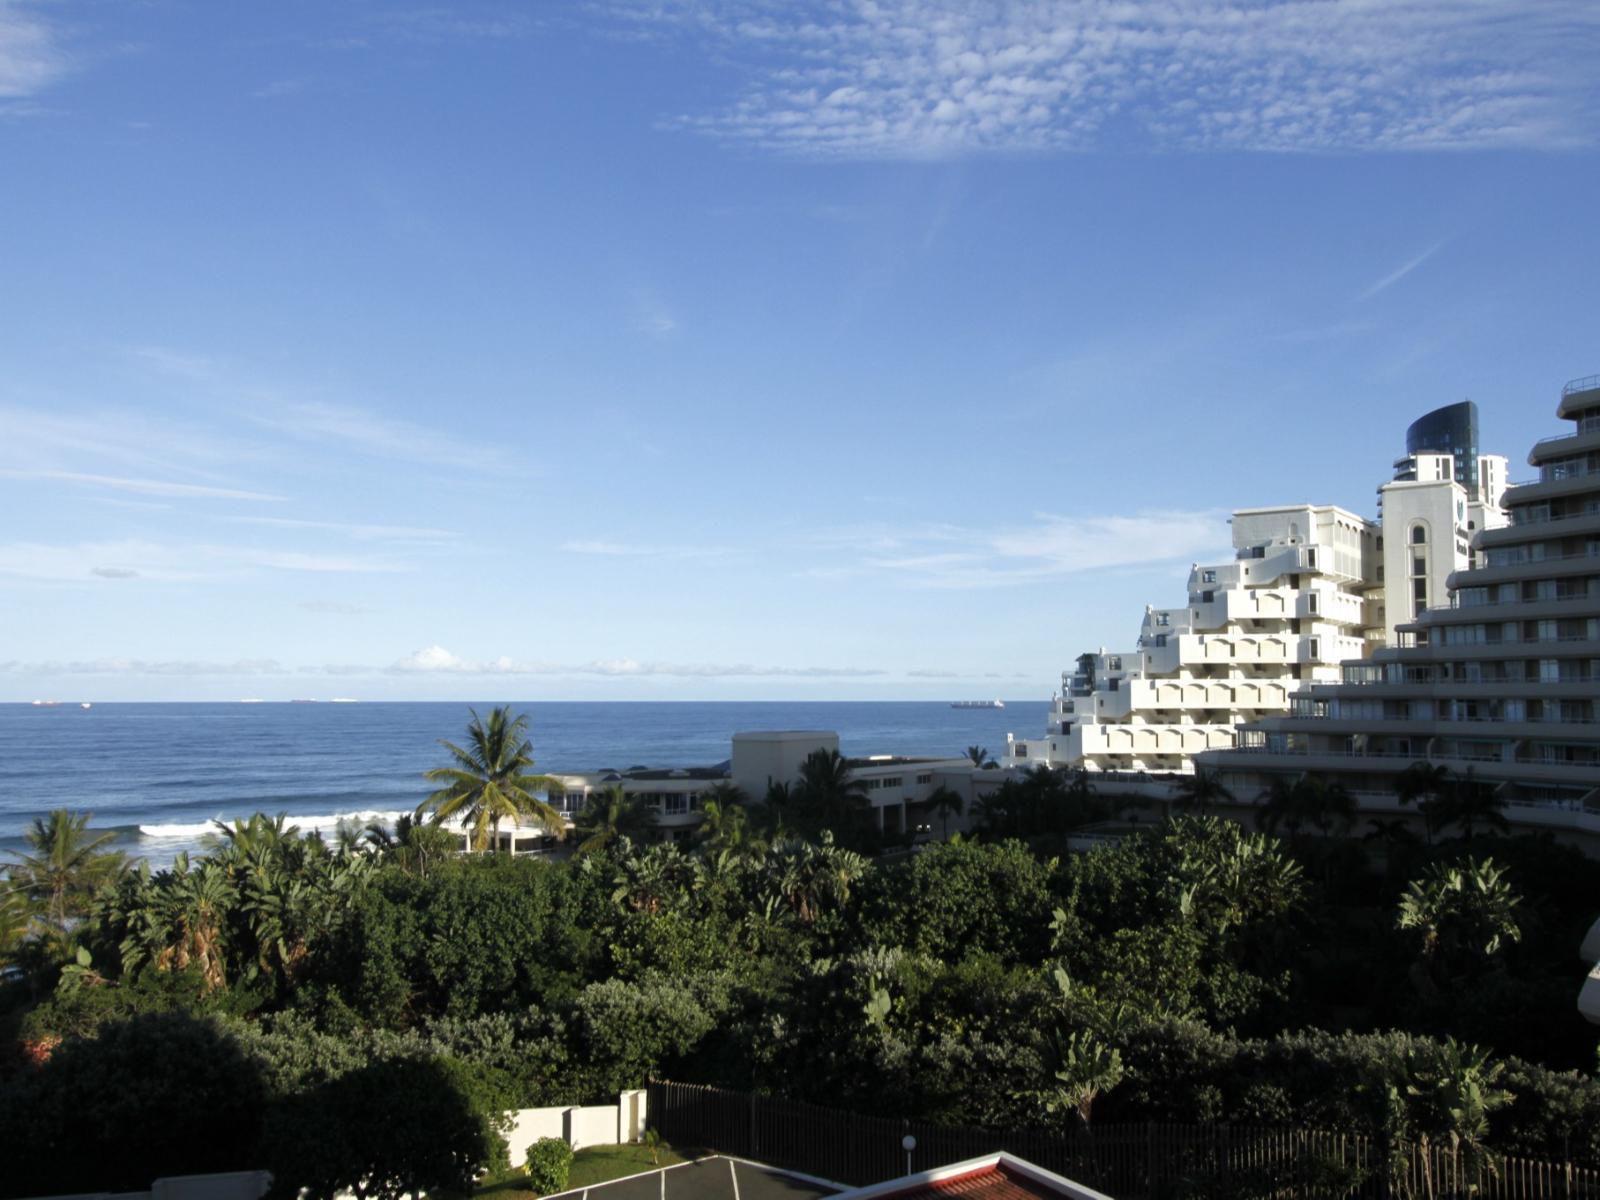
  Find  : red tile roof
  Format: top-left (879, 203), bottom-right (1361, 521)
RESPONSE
top-left (878, 1165), bottom-right (1068, 1200)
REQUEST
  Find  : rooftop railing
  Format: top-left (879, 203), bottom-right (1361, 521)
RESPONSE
top-left (1562, 373), bottom-right (1600, 397)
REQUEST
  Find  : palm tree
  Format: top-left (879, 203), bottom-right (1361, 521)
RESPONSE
top-left (608, 840), bottom-right (703, 915)
top-left (793, 747), bottom-right (871, 839)
top-left (927, 785), bottom-right (964, 840)
top-left (1044, 1029), bottom-right (1124, 1129)
top-left (965, 745), bottom-right (998, 769)
top-left (1254, 775), bottom-right (1305, 838)
top-left (1301, 775), bottom-right (1357, 838)
top-left (763, 832), bottom-right (868, 923)
top-left (7, 810), bottom-right (125, 935)
top-left (1173, 767), bottom-right (1234, 815)
top-left (1254, 775), bottom-right (1354, 839)
top-left (1398, 857), bottom-right (1521, 1000)
top-left (573, 786), bottom-right (657, 855)
top-left (1431, 768), bottom-right (1510, 841)
top-left (697, 783), bottom-right (753, 855)
top-left (363, 815), bottom-right (458, 878)
top-left (1, 876), bottom-right (31, 965)
top-left (1400, 1037), bottom-right (1513, 1186)
top-left (416, 707), bottom-right (562, 852)
top-left (1395, 760), bottom-right (1451, 844)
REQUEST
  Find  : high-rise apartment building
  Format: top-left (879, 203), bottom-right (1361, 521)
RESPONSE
top-left (1208, 375), bottom-right (1600, 829)
top-left (1005, 405), bottom-right (1508, 776)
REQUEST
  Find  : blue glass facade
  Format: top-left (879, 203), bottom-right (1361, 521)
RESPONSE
top-left (1405, 400), bottom-right (1479, 498)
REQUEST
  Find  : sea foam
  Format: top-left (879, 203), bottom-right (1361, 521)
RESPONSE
top-left (138, 809), bottom-right (413, 841)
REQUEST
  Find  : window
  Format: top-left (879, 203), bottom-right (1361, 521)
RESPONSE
top-left (915, 773), bottom-right (931, 785)
top-left (1108, 657), bottom-right (1122, 670)
top-left (1412, 525), bottom-right (1427, 544)
top-left (1307, 638), bottom-right (1320, 659)
top-left (1155, 612), bottom-right (1170, 626)
top-left (1201, 569), bottom-right (1216, 584)
top-left (1305, 548), bottom-right (1317, 569)
top-left (1307, 592), bottom-right (1319, 614)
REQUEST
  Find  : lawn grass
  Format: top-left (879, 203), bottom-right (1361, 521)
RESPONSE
top-left (475, 1141), bottom-right (694, 1198)
top-left (569, 1142), bottom-right (691, 1188)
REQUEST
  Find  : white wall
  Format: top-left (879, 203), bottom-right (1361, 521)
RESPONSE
top-left (731, 731), bottom-right (838, 798)
top-left (504, 1091), bottom-right (650, 1162)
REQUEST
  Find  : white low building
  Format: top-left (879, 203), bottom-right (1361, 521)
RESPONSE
top-left (457, 730), bottom-right (981, 852)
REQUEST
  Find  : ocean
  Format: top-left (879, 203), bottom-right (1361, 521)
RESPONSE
top-left (0, 701), bottom-right (1040, 862)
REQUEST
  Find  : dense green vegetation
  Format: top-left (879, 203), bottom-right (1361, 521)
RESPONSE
top-left (2, 708), bottom-right (1598, 1197)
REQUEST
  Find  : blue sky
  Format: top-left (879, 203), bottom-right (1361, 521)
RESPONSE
top-left (2, 0), bottom-right (1597, 701)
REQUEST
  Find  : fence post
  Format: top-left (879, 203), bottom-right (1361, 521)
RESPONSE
top-left (1146, 1120), bottom-right (1155, 1199)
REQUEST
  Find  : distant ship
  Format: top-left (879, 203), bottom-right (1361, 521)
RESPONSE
top-left (950, 699), bottom-right (1005, 709)
top-left (30, 699), bottom-right (60, 707)
top-left (80, 702), bottom-right (92, 710)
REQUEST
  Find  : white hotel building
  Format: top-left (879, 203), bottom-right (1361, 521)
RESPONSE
top-left (465, 730), bottom-right (980, 853)
top-left (1004, 404), bottom-right (1508, 775)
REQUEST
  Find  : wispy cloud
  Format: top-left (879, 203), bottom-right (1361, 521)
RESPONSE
top-left (1358, 239), bottom-right (1450, 301)
top-left (0, 539), bottom-right (408, 583)
top-left (811, 510), bottom-right (1231, 589)
top-left (258, 401), bottom-right (511, 471)
top-left (128, 345), bottom-right (216, 381)
top-left (0, 657), bottom-right (288, 677)
top-left (225, 515), bottom-right (458, 541)
top-left (630, 285), bottom-right (679, 339)
top-left (387, 645), bottom-right (886, 677)
top-left (300, 600), bottom-right (375, 616)
top-left (378, 8), bottom-right (539, 43)
top-left (0, 403), bottom-right (264, 481)
top-left (253, 78), bottom-right (309, 100)
top-left (609, 0), bottom-right (1600, 157)
top-left (562, 539), bottom-right (730, 559)
top-left (1, 468), bottom-right (285, 503)
top-left (0, 2), bottom-right (69, 101)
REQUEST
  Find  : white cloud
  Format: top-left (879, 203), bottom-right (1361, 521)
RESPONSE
top-left (0, 657), bottom-right (288, 676)
top-left (816, 509), bottom-right (1231, 589)
top-left (562, 539), bottom-right (731, 559)
top-left (225, 515), bottom-right (458, 541)
top-left (611, 0), bottom-right (1600, 156)
top-left (1358, 239), bottom-right (1450, 301)
top-left (386, 646), bottom-right (885, 677)
top-left (397, 644), bottom-right (465, 671)
top-left (0, 404), bottom-right (268, 480)
top-left (259, 401), bottom-right (512, 470)
top-left (0, 539), bottom-right (408, 582)
top-left (0, 2), bottom-right (68, 100)
top-left (128, 345), bottom-right (216, 381)
top-left (0, 468), bottom-right (286, 503)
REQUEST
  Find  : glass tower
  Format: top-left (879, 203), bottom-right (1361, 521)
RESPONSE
top-left (1404, 400), bottom-right (1480, 499)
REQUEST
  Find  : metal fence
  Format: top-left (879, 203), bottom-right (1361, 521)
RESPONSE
top-left (648, 1080), bottom-right (1600, 1199)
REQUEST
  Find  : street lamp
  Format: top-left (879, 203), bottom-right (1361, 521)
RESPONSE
top-left (901, 1134), bottom-right (916, 1176)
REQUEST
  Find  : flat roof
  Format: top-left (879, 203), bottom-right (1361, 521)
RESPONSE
top-left (732, 730), bottom-right (839, 741)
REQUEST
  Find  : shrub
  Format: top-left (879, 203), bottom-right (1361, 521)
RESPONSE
top-left (526, 1136), bottom-right (575, 1195)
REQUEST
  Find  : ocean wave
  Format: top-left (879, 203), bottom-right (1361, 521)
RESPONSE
top-left (138, 809), bottom-right (413, 841)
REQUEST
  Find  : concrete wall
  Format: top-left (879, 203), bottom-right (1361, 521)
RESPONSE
top-left (504, 1091), bottom-right (649, 1161)
top-left (731, 731), bottom-right (837, 798)
top-left (29, 1171), bottom-right (271, 1200)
